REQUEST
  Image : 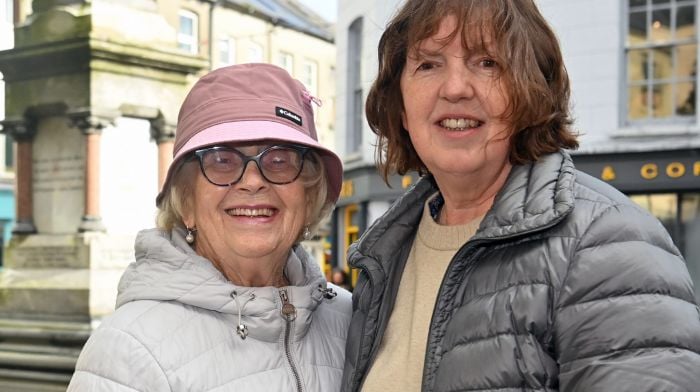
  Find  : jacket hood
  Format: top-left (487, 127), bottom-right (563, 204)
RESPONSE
top-left (116, 227), bottom-right (331, 342)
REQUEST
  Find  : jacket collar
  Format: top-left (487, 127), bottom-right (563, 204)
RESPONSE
top-left (117, 228), bottom-right (329, 343)
top-left (354, 151), bottom-right (576, 260)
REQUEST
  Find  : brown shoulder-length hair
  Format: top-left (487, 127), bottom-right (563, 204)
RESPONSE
top-left (366, 0), bottom-right (579, 181)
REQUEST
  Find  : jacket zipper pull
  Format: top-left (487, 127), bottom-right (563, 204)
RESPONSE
top-left (279, 288), bottom-right (303, 392)
top-left (279, 289), bottom-right (297, 321)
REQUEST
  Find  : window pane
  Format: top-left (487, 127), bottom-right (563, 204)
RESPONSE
top-left (652, 46), bottom-right (673, 79)
top-left (218, 39), bottom-right (234, 66)
top-left (652, 83), bottom-right (674, 117)
top-left (650, 9), bottom-right (671, 42)
top-left (676, 5), bottom-right (696, 40)
top-left (629, 11), bottom-right (648, 43)
top-left (302, 60), bottom-right (318, 95)
top-left (625, 0), bottom-right (697, 124)
top-left (4, 134), bottom-right (13, 170)
top-left (278, 52), bottom-right (293, 74)
top-left (676, 44), bottom-right (697, 78)
top-left (180, 15), bottom-right (193, 35)
top-left (628, 85), bottom-right (649, 120)
top-left (628, 49), bottom-right (649, 81)
top-left (352, 88), bottom-right (363, 150)
top-left (248, 43), bottom-right (263, 62)
top-left (675, 81), bottom-right (695, 115)
top-left (630, 193), bottom-right (676, 234)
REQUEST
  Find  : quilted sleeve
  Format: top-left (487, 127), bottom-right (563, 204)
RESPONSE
top-left (555, 202), bottom-right (700, 392)
top-left (67, 326), bottom-right (170, 392)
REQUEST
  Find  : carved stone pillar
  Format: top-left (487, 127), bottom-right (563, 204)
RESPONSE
top-left (69, 114), bottom-right (112, 232)
top-left (1, 118), bottom-right (37, 234)
top-left (150, 116), bottom-right (176, 191)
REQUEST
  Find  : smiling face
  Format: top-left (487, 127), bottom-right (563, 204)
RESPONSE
top-left (400, 14), bottom-right (512, 191)
top-left (183, 143), bottom-right (308, 281)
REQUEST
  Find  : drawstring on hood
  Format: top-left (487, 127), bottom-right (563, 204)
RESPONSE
top-left (231, 290), bottom-right (256, 339)
top-left (118, 228), bottom-right (345, 344)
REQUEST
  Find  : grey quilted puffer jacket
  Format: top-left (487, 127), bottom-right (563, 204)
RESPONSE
top-left (68, 228), bottom-right (351, 392)
top-left (342, 151), bottom-right (700, 392)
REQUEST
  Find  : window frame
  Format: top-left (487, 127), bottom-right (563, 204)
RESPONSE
top-left (247, 42), bottom-right (264, 63)
top-left (623, 0), bottom-right (698, 127)
top-left (346, 17), bottom-right (363, 155)
top-left (178, 9), bottom-right (199, 55)
top-left (278, 51), bottom-right (294, 75)
top-left (301, 58), bottom-right (318, 96)
top-left (217, 37), bottom-right (236, 68)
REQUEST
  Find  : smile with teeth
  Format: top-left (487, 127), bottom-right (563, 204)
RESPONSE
top-left (226, 208), bottom-right (275, 217)
top-left (440, 118), bottom-right (481, 130)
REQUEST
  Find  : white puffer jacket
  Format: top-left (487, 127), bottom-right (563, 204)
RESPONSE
top-left (68, 228), bottom-right (351, 392)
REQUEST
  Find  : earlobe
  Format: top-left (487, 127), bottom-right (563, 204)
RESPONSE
top-left (401, 111), bottom-right (408, 131)
top-left (182, 212), bottom-right (195, 230)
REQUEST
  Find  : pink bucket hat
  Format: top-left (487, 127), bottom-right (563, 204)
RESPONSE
top-left (156, 63), bottom-right (343, 206)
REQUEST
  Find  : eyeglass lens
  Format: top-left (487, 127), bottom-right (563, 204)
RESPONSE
top-left (199, 146), bottom-right (305, 186)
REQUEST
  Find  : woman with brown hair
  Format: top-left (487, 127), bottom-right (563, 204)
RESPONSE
top-left (341, 0), bottom-right (700, 391)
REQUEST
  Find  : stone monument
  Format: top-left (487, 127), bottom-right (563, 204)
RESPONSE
top-left (0, 0), bottom-right (207, 390)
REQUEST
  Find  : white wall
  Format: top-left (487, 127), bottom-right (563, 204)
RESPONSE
top-left (537, 0), bottom-right (622, 144)
top-left (336, 0), bottom-right (403, 164)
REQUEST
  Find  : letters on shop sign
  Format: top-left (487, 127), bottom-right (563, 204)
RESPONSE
top-left (600, 161), bottom-right (700, 181)
top-left (340, 180), bottom-right (354, 199)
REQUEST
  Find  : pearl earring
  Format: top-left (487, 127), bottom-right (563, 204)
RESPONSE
top-left (302, 226), bottom-right (312, 240)
top-left (185, 227), bottom-right (197, 244)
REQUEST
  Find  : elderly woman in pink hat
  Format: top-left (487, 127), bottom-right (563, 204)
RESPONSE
top-left (68, 64), bottom-right (350, 392)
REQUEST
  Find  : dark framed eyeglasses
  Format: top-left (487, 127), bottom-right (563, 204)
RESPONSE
top-left (193, 145), bottom-right (310, 186)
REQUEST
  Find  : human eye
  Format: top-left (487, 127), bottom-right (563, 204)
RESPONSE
top-left (416, 61), bottom-right (436, 72)
top-left (480, 58), bottom-right (497, 68)
top-left (470, 55), bottom-right (500, 77)
top-left (263, 148), bottom-right (298, 171)
top-left (212, 153), bottom-right (231, 164)
top-left (204, 150), bottom-right (238, 172)
top-left (407, 49), bottom-right (441, 74)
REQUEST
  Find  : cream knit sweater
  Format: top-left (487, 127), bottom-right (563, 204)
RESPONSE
top-left (362, 194), bottom-right (482, 391)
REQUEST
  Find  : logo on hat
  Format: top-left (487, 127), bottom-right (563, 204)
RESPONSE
top-left (276, 106), bottom-right (303, 126)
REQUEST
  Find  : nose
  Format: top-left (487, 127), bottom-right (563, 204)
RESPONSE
top-left (439, 63), bottom-right (475, 103)
top-left (236, 160), bottom-right (267, 192)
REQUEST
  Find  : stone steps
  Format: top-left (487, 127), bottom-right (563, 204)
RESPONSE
top-left (0, 318), bottom-right (90, 391)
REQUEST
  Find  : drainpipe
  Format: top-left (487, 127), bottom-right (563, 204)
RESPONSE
top-left (208, 0), bottom-right (223, 70)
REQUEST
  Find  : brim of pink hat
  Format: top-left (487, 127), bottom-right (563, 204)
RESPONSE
top-left (156, 120), bottom-right (343, 207)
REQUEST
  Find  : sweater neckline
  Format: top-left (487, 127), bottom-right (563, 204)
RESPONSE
top-left (417, 192), bottom-right (484, 251)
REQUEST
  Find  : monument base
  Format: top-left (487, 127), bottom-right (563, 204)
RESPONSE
top-left (0, 232), bottom-right (136, 388)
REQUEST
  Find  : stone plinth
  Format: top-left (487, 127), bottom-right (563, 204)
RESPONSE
top-left (0, 232), bottom-right (135, 389)
top-left (0, 233), bottom-right (134, 321)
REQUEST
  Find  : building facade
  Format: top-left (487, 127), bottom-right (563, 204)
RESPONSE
top-left (0, 0), bottom-right (15, 254)
top-left (334, 0), bottom-right (700, 298)
top-left (0, 0), bottom-right (336, 389)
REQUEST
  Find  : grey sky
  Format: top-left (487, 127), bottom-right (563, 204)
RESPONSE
top-left (297, 0), bottom-right (337, 23)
